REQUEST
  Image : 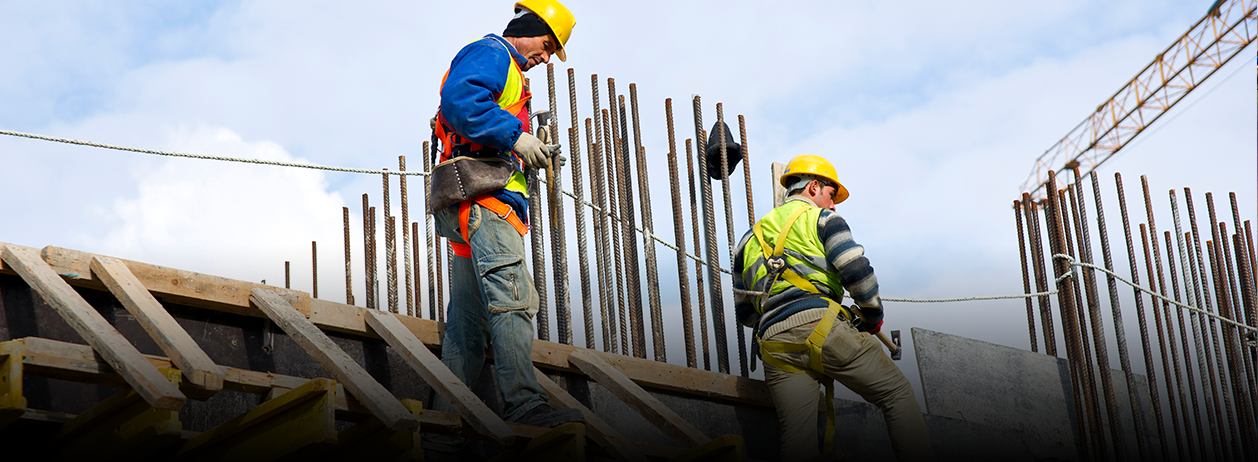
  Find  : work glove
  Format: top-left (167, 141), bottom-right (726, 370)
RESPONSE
top-left (514, 132), bottom-right (560, 170)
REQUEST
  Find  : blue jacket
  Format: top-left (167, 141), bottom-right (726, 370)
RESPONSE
top-left (438, 34), bottom-right (530, 219)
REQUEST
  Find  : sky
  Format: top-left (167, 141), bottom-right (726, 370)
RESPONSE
top-left (1, 1), bottom-right (1254, 398)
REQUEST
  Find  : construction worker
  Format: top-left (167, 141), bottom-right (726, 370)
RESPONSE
top-left (733, 154), bottom-right (930, 461)
top-left (428, 0), bottom-right (580, 428)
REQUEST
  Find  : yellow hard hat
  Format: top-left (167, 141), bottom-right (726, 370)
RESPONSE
top-left (515, 0), bottom-right (575, 61)
top-left (781, 154), bottom-right (849, 204)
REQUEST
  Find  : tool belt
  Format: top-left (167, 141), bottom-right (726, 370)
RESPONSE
top-left (427, 156), bottom-right (516, 213)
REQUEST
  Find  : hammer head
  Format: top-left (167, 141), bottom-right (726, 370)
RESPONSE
top-left (890, 330), bottom-right (902, 361)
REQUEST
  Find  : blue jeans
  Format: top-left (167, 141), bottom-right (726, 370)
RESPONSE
top-left (433, 202), bottom-right (546, 420)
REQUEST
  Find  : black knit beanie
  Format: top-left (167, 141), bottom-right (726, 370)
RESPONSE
top-left (503, 9), bottom-right (553, 38)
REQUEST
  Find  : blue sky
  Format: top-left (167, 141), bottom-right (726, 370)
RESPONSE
top-left (1, 1), bottom-right (1253, 390)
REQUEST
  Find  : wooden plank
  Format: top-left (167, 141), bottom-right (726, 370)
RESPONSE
top-left (249, 288), bottom-right (418, 431)
top-left (90, 256), bottom-right (225, 393)
top-left (534, 367), bottom-right (647, 462)
top-left (59, 367), bottom-right (183, 458)
top-left (363, 309), bottom-right (514, 443)
top-left (19, 243), bottom-right (772, 408)
top-left (0, 245), bottom-right (186, 410)
top-left (771, 162), bottom-right (787, 207)
top-left (568, 349), bottom-right (708, 445)
top-left (0, 343), bottom-right (26, 427)
top-left (180, 378), bottom-right (338, 460)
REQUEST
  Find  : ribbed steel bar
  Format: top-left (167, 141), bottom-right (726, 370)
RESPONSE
top-left (1187, 189), bottom-right (1236, 458)
top-left (564, 68), bottom-right (594, 349)
top-left (1210, 195), bottom-right (1251, 456)
top-left (1061, 186), bottom-right (1104, 456)
top-left (693, 95), bottom-right (730, 373)
top-left (1207, 238), bottom-right (1248, 460)
top-left (441, 241), bottom-right (449, 323)
top-left (738, 115), bottom-right (755, 228)
top-left (687, 139), bottom-right (713, 370)
top-left (384, 170), bottom-right (399, 314)
top-left (528, 153), bottom-right (550, 340)
top-left (1219, 222), bottom-right (1257, 457)
top-left (370, 206), bottom-right (379, 309)
top-left (1141, 176), bottom-right (1191, 461)
top-left (586, 116), bottom-right (613, 352)
top-left (546, 64), bottom-right (572, 345)
top-left (1165, 229), bottom-right (1209, 462)
top-left (615, 89), bottom-right (646, 358)
top-left (1015, 200), bottom-right (1039, 353)
top-left (312, 241), bottom-right (319, 299)
top-left (1171, 189), bottom-right (1224, 460)
top-left (1090, 172), bottom-right (1150, 460)
top-left (629, 84), bottom-right (666, 362)
top-left (1229, 194), bottom-right (1258, 400)
top-left (1247, 221), bottom-right (1258, 301)
top-left (411, 222), bottom-right (420, 316)
top-left (601, 108), bottom-right (625, 354)
top-left (716, 104), bottom-right (749, 377)
top-left (434, 219), bottom-right (444, 321)
top-left (1227, 230), bottom-right (1258, 443)
top-left (399, 156), bottom-right (414, 317)
top-left (1069, 168), bottom-right (1122, 459)
top-left (1115, 172), bottom-right (1171, 457)
top-left (423, 142), bottom-right (436, 320)
top-left (1023, 194), bottom-right (1058, 356)
top-left (1041, 186), bottom-right (1085, 451)
top-left (1044, 172), bottom-right (1094, 460)
top-left (362, 194), bottom-right (373, 309)
top-left (285, 260), bottom-right (291, 289)
top-left (343, 207), bottom-right (354, 306)
top-left (1142, 223), bottom-right (1187, 460)
top-left (666, 99), bottom-right (698, 368)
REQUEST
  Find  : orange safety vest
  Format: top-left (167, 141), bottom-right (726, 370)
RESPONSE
top-left (434, 38), bottom-right (532, 258)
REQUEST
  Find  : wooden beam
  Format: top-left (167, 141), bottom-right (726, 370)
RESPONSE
top-left (0, 245), bottom-right (186, 411)
top-left (363, 309), bottom-right (515, 443)
top-left (534, 367), bottom-right (647, 462)
top-left (333, 399), bottom-right (423, 460)
top-left (568, 349), bottom-right (708, 445)
top-left (90, 256), bottom-right (225, 394)
top-left (770, 161), bottom-right (787, 207)
top-left (0, 343), bottom-right (26, 427)
top-left (59, 367), bottom-right (183, 458)
top-left (180, 378), bottom-right (339, 460)
top-left (249, 288), bottom-right (418, 432)
top-left (18, 244), bottom-right (772, 408)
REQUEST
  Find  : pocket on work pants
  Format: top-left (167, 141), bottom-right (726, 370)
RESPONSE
top-left (820, 321), bottom-right (870, 367)
top-left (476, 252), bottom-right (538, 315)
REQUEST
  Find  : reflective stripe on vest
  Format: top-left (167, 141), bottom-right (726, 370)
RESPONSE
top-left (741, 199), bottom-right (846, 315)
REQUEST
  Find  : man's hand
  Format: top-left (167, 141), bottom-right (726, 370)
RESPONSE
top-left (514, 132), bottom-right (560, 169)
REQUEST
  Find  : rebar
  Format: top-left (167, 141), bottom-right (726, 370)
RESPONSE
top-left (343, 207), bottom-right (354, 306)
top-left (1090, 172), bottom-right (1150, 460)
top-left (546, 64), bottom-right (572, 345)
top-left (434, 214), bottom-right (443, 321)
top-left (564, 69), bottom-right (594, 349)
top-left (1206, 193), bottom-right (1245, 458)
top-left (1115, 172), bottom-right (1171, 458)
top-left (285, 260), bottom-right (291, 289)
top-left (528, 151), bottom-right (550, 340)
top-left (613, 87), bottom-right (646, 358)
top-left (1165, 229), bottom-right (1209, 462)
top-left (423, 142), bottom-right (437, 320)
top-left (370, 206), bottom-right (379, 310)
top-left (1068, 168), bottom-right (1122, 459)
top-left (587, 115), bottom-right (614, 352)
top-left (717, 104), bottom-right (749, 377)
top-left (738, 115), bottom-right (755, 228)
top-left (1227, 230), bottom-right (1258, 446)
top-left (693, 95), bottom-right (730, 374)
top-left (1219, 222), bottom-right (1256, 457)
top-left (601, 108), bottom-right (625, 355)
top-left (1044, 172), bottom-right (1095, 460)
top-left (1023, 193), bottom-right (1057, 356)
top-left (312, 241), bottom-right (319, 299)
top-left (667, 99), bottom-right (697, 368)
top-left (363, 194), bottom-right (374, 309)
top-left (629, 84), bottom-right (666, 362)
top-left (687, 139), bottom-right (713, 371)
top-left (1014, 200), bottom-right (1039, 353)
top-left (1229, 194), bottom-right (1258, 401)
top-left (387, 215), bottom-right (399, 313)
top-left (1171, 189), bottom-right (1225, 460)
top-left (1060, 187), bottom-right (1103, 456)
top-left (412, 221), bottom-right (420, 317)
top-left (1140, 176), bottom-right (1190, 461)
top-left (1142, 223), bottom-right (1187, 460)
top-left (400, 155), bottom-right (414, 317)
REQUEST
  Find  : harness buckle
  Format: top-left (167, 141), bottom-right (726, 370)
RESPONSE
top-left (766, 256), bottom-right (786, 272)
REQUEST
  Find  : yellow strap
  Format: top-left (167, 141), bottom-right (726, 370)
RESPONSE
top-left (772, 206), bottom-right (811, 257)
top-left (751, 222), bottom-right (773, 259)
top-left (781, 269), bottom-right (822, 295)
top-left (757, 300), bottom-right (850, 456)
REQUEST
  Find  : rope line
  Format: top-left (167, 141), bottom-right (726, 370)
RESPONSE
top-left (6, 128), bottom-right (1258, 327)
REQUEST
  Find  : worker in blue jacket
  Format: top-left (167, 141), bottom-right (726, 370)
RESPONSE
top-left (430, 0), bottom-right (581, 429)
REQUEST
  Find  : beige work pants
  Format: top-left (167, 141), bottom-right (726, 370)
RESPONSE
top-left (763, 320), bottom-right (931, 461)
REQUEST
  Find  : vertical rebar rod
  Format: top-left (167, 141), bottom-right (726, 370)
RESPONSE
top-left (687, 139), bottom-right (712, 371)
top-left (565, 68), bottom-right (594, 349)
top-left (738, 115), bottom-right (755, 228)
top-left (1219, 222), bottom-right (1256, 457)
top-left (1069, 169), bottom-right (1122, 459)
top-left (667, 99), bottom-right (697, 368)
top-left (614, 88), bottom-right (646, 358)
top-left (1187, 188), bottom-right (1237, 460)
top-left (423, 142), bottom-right (437, 320)
top-left (312, 241), bottom-right (319, 299)
top-left (1141, 176), bottom-right (1191, 461)
top-left (363, 194), bottom-right (374, 309)
top-left (1229, 195), bottom-right (1258, 398)
top-left (387, 215), bottom-right (399, 313)
top-left (343, 207), bottom-right (354, 306)
top-left (1015, 200), bottom-right (1039, 353)
top-left (1227, 230), bottom-right (1258, 446)
top-left (586, 116), bottom-right (613, 352)
top-left (1090, 173), bottom-right (1150, 460)
top-left (1165, 229), bottom-right (1209, 462)
top-left (605, 82), bottom-right (630, 354)
top-left (1024, 194), bottom-right (1058, 356)
top-left (285, 260), bottom-right (291, 289)
top-left (1142, 223), bottom-right (1187, 461)
top-left (1116, 172), bottom-right (1171, 457)
top-left (629, 84), bottom-right (666, 362)
top-left (601, 108), bottom-right (625, 355)
top-left (1206, 193), bottom-right (1245, 458)
top-left (1061, 186), bottom-right (1104, 456)
top-left (1247, 221), bottom-right (1258, 300)
top-left (716, 104), bottom-right (749, 377)
top-left (434, 212), bottom-right (443, 320)
top-left (411, 221), bottom-right (420, 317)
top-left (1171, 189), bottom-right (1225, 460)
top-left (1045, 172), bottom-right (1094, 461)
top-left (528, 153), bottom-right (550, 340)
top-left (370, 206), bottom-right (379, 309)
top-left (400, 156), bottom-right (414, 317)
top-left (693, 95), bottom-right (730, 373)
top-left (546, 64), bottom-right (572, 345)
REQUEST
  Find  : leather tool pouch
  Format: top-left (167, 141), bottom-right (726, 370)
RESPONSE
top-left (427, 156), bottom-right (515, 213)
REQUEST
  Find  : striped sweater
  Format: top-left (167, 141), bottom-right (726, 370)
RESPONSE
top-left (734, 197), bottom-right (884, 339)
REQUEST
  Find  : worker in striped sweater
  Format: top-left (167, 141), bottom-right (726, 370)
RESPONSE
top-left (734, 154), bottom-right (930, 461)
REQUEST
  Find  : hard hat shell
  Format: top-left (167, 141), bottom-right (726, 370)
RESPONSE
top-left (515, 0), bottom-right (575, 61)
top-left (780, 154), bottom-right (849, 204)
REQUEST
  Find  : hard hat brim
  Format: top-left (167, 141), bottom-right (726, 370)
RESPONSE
top-left (556, 46), bottom-right (566, 62)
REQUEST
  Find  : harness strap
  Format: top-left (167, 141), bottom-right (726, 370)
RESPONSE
top-left (450, 196), bottom-right (529, 259)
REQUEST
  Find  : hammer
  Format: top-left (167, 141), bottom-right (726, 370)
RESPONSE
top-left (878, 330), bottom-right (902, 361)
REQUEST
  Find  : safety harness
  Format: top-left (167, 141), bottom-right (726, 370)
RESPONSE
top-left (749, 205), bottom-right (857, 455)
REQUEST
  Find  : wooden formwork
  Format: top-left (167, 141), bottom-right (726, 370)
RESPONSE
top-left (0, 243), bottom-right (747, 460)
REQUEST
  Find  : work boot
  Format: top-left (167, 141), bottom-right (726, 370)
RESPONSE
top-left (511, 403), bottom-right (584, 428)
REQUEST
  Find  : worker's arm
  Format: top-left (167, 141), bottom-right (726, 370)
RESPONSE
top-left (439, 38), bottom-right (524, 152)
top-left (818, 210), bottom-right (884, 331)
top-left (732, 231), bottom-right (758, 328)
